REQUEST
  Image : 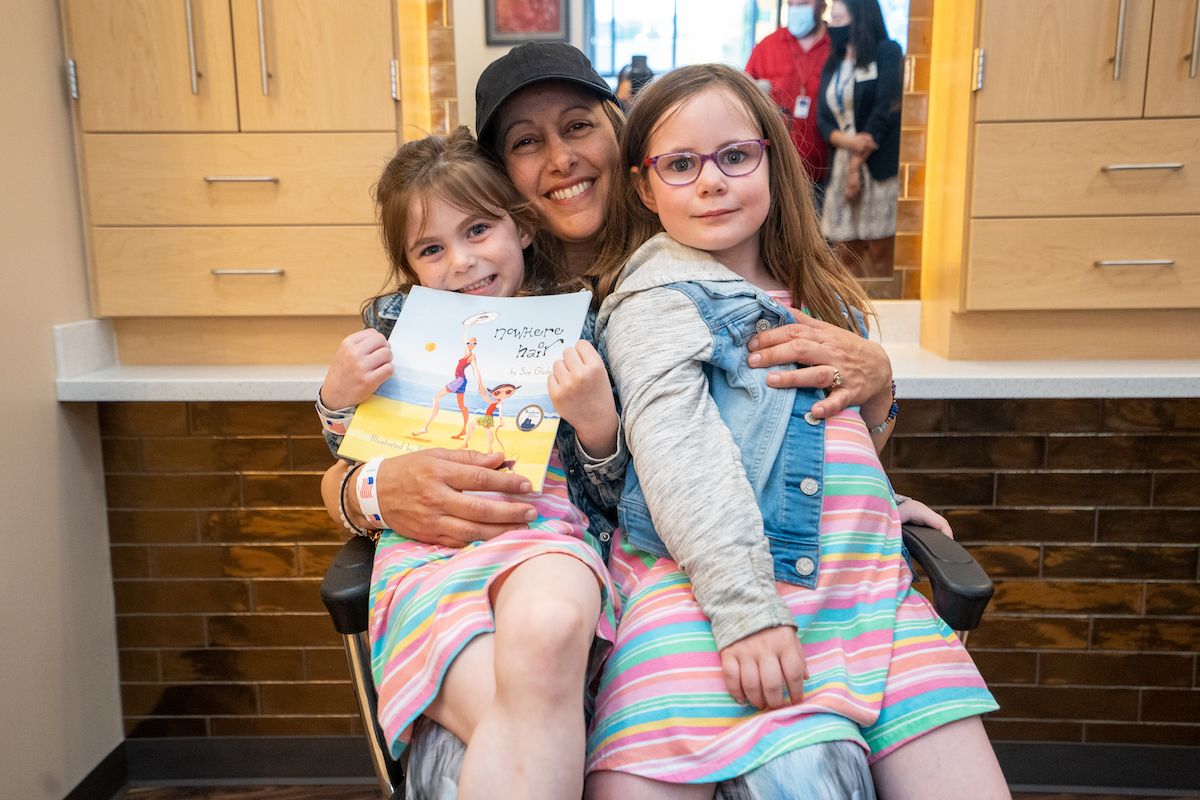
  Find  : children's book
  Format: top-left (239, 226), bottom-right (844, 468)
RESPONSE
top-left (338, 286), bottom-right (592, 492)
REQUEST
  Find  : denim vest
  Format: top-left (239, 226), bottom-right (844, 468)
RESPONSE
top-left (601, 279), bottom-right (833, 588)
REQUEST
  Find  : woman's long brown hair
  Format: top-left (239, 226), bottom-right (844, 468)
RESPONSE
top-left (590, 64), bottom-right (872, 334)
top-left (365, 126), bottom-right (565, 323)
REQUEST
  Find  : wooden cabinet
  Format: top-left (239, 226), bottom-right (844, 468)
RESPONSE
top-left (59, 0), bottom-right (444, 346)
top-left (66, 0), bottom-right (397, 132)
top-left (92, 226), bottom-right (386, 316)
top-left (1144, 0), bottom-right (1200, 117)
top-left (229, 0), bottom-right (398, 131)
top-left (65, 0), bottom-right (239, 132)
top-left (921, 0), bottom-right (1200, 359)
top-left (975, 0), bottom-right (1154, 122)
top-left (83, 133), bottom-right (395, 225)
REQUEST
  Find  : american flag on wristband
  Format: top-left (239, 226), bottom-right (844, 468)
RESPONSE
top-left (324, 418), bottom-right (348, 435)
top-left (358, 475), bottom-right (375, 500)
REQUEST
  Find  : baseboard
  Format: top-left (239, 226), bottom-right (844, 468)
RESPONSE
top-left (73, 737), bottom-right (1200, 794)
top-left (125, 736), bottom-right (374, 783)
top-left (65, 742), bottom-right (127, 800)
top-left (997, 742), bottom-right (1200, 795)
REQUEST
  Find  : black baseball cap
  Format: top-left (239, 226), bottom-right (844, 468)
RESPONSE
top-left (475, 42), bottom-right (616, 151)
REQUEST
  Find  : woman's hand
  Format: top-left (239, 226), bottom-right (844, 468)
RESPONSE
top-left (747, 310), bottom-right (893, 420)
top-left (844, 156), bottom-right (864, 202)
top-left (548, 340), bottom-right (619, 459)
top-left (719, 626), bottom-right (807, 710)
top-left (849, 132), bottom-right (878, 157)
top-left (324, 450), bottom-right (538, 546)
top-left (321, 329), bottom-right (393, 410)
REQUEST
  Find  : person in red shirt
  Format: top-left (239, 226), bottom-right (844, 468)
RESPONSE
top-left (746, 0), bottom-right (831, 199)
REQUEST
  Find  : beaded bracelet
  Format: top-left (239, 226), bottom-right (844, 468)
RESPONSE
top-left (338, 462), bottom-right (375, 540)
top-left (868, 380), bottom-right (899, 435)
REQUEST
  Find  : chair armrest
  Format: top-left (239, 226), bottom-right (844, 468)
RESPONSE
top-left (901, 524), bottom-right (994, 632)
top-left (320, 535), bottom-right (375, 635)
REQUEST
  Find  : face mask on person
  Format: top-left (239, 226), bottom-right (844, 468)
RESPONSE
top-left (787, 4), bottom-right (818, 38)
top-left (828, 24), bottom-right (851, 49)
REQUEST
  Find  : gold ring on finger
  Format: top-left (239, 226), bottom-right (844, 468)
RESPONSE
top-left (829, 368), bottom-right (844, 390)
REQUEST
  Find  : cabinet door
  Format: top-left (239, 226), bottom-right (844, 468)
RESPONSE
top-left (975, 0), bottom-right (1153, 121)
top-left (65, 0), bottom-right (238, 132)
top-left (1144, 0), bottom-right (1200, 117)
top-left (231, 0), bottom-right (397, 131)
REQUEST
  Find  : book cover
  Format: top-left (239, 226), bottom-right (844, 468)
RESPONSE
top-left (338, 286), bottom-right (592, 492)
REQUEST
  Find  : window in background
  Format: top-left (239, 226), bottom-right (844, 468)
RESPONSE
top-left (588, 0), bottom-right (780, 81)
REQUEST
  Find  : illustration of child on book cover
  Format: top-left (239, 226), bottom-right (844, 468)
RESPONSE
top-left (338, 286), bottom-right (591, 491)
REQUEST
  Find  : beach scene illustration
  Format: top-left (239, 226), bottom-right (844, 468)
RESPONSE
top-left (338, 286), bottom-right (591, 491)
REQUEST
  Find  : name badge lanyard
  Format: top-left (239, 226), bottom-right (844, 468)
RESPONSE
top-left (833, 61), bottom-right (852, 123)
top-left (792, 41), bottom-right (812, 120)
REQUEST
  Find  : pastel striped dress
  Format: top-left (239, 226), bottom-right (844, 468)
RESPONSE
top-left (586, 408), bottom-right (997, 783)
top-left (369, 452), bottom-right (619, 758)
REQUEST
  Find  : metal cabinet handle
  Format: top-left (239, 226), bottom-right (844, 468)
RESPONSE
top-left (1191, 0), bottom-right (1200, 79)
top-left (184, 0), bottom-right (199, 95)
top-left (1101, 162), bottom-right (1185, 171)
top-left (1093, 259), bottom-right (1175, 267)
top-left (210, 268), bottom-right (286, 276)
top-left (1113, 0), bottom-right (1128, 80)
top-left (203, 175), bottom-right (280, 182)
top-left (256, 0), bottom-right (270, 95)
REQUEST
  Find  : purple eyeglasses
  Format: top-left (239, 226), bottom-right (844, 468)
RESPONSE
top-left (642, 139), bottom-right (770, 186)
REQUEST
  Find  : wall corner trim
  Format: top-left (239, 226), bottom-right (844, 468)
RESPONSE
top-left (64, 741), bottom-right (127, 800)
top-left (54, 318), bottom-right (117, 379)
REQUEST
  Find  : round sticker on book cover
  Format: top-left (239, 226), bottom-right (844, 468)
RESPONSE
top-left (516, 404), bottom-right (545, 432)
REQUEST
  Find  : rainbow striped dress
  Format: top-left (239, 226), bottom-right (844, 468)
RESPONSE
top-left (586, 408), bottom-right (997, 783)
top-left (368, 452), bottom-right (619, 758)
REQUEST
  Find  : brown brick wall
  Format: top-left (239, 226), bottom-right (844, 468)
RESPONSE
top-left (100, 398), bottom-right (1200, 743)
top-left (101, 402), bottom-right (357, 738)
top-left (883, 398), bottom-right (1200, 747)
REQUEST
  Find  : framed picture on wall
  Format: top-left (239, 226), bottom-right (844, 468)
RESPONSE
top-left (485, 0), bottom-right (568, 45)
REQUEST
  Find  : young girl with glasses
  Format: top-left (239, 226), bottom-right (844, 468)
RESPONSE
top-left (584, 64), bottom-right (1008, 799)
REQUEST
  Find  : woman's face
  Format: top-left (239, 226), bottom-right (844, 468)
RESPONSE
top-left (493, 82), bottom-right (620, 247)
top-left (830, 1), bottom-right (852, 27)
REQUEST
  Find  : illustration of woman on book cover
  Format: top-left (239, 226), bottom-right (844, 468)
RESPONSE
top-left (412, 312), bottom-right (498, 439)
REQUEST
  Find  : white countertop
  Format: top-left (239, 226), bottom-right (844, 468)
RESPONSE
top-left (54, 307), bottom-right (1200, 402)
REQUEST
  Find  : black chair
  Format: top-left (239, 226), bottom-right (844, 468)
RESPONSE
top-left (321, 525), bottom-right (994, 800)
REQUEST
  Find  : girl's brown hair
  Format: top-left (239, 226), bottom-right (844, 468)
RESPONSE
top-left (366, 126), bottom-right (563, 323)
top-left (590, 64), bottom-right (872, 333)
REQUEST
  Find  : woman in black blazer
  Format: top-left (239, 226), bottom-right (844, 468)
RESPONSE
top-left (817, 0), bottom-right (903, 279)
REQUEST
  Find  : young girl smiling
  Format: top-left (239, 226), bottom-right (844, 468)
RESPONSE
top-left (585, 64), bottom-right (1008, 799)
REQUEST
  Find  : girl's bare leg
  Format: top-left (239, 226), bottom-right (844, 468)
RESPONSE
top-left (424, 553), bottom-right (601, 800)
top-left (586, 772), bottom-right (714, 800)
top-left (460, 419), bottom-right (476, 450)
top-left (870, 716), bottom-right (1010, 800)
top-left (414, 387), bottom-right (450, 436)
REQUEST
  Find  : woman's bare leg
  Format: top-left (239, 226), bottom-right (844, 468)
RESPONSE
top-left (835, 239), bottom-right (869, 279)
top-left (414, 387), bottom-right (451, 436)
top-left (425, 553), bottom-right (601, 800)
top-left (864, 236), bottom-right (895, 279)
top-left (451, 393), bottom-right (469, 438)
top-left (586, 771), bottom-right (714, 800)
top-left (870, 716), bottom-right (1009, 800)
